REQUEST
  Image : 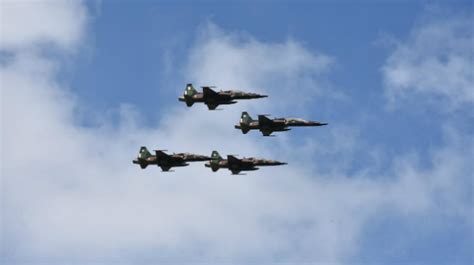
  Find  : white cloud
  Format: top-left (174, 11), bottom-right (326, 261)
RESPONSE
top-left (1, 4), bottom-right (472, 264)
top-left (382, 15), bottom-right (474, 110)
top-left (0, 0), bottom-right (88, 52)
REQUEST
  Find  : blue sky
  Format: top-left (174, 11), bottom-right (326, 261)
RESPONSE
top-left (1, 0), bottom-right (473, 264)
top-left (71, 1), bottom-right (467, 166)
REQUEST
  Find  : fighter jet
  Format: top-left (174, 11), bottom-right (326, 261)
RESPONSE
top-left (178, 83), bottom-right (268, 110)
top-left (132, 146), bottom-right (210, 172)
top-left (205, 151), bottom-right (287, 175)
top-left (235, 112), bottom-right (328, 136)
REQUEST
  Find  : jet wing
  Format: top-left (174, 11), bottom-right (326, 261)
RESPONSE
top-left (202, 86), bottom-right (219, 97)
top-left (155, 150), bottom-right (171, 160)
top-left (160, 165), bottom-right (172, 172)
top-left (155, 150), bottom-right (183, 163)
top-left (228, 155), bottom-right (256, 168)
top-left (258, 115), bottom-right (274, 126)
top-left (231, 169), bottom-right (242, 175)
top-left (258, 116), bottom-right (274, 136)
top-left (260, 129), bottom-right (273, 136)
top-left (227, 155), bottom-right (242, 166)
top-left (226, 155), bottom-right (242, 175)
top-left (203, 86), bottom-right (233, 102)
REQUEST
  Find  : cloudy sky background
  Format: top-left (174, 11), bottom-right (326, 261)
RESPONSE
top-left (1, 0), bottom-right (473, 264)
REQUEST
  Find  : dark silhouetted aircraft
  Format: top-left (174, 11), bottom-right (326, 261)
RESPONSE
top-left (178, 83), bottom-right (267, 110)
top-left (133, 146), bottom-right (210, 172)
top-left (235, 112), bottom-right (328, 136)
top-left (205, 151), bottom-right (287, 175)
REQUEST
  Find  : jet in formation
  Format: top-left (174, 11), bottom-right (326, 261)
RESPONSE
top-left (205, 151), bottom-right (287, 175)
top-left (132, 147), bottom-right (210, 172)
top-left (235, 112), bottom-right (328, 136)
top-left (178, 83), bottom-right (268, 110)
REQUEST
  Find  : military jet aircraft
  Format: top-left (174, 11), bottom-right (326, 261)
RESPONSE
top-left (235, 112), bottom-right (328, 136)
top-left (132, 146), bottom-right (210, 172)
top-left (205, 151), bottom-right (287, 175)
top-left (178, 83), bottom-right (268, 110)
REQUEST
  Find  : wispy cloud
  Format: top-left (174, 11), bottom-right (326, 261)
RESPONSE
top-left (382, 12), bottom-right (474, 111)
top-left (0, 0), bottom-right (88, 52)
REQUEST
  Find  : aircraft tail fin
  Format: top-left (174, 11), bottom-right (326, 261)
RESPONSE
top-left (184, 83), bottom-right (198, 98)
top-left (240, 112), bottom-right (254, 125)
top-left (210, 150), bottom-right (222, 172)
top-left (135, 147), bottom-right (152, 169)
top-left (138, 146), bottom-right (152, 159)
top-left (211, 150), bottom-right (223, 162)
